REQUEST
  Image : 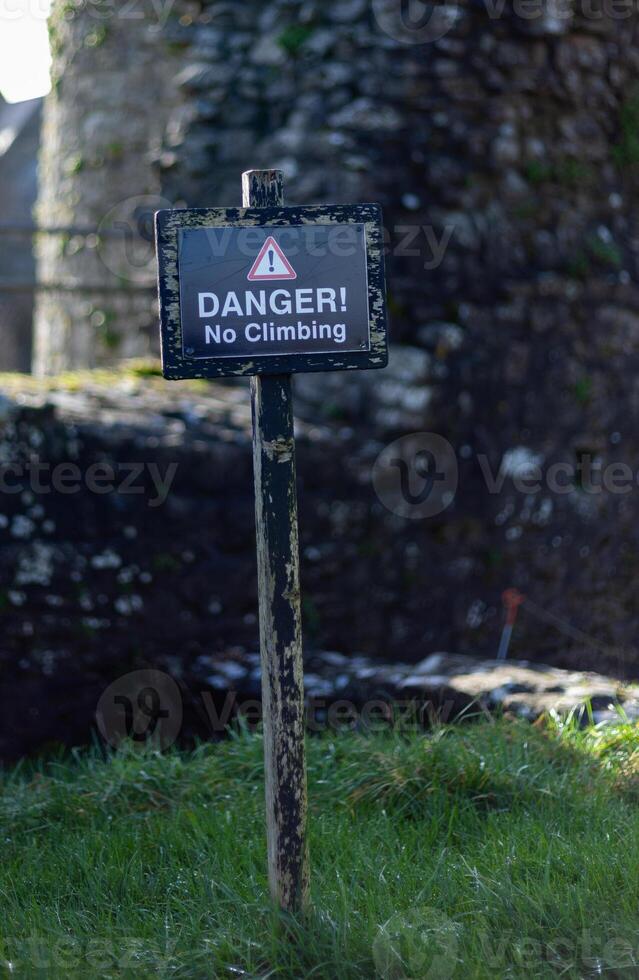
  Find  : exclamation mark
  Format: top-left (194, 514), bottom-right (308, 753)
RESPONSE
top-left (268, 248), bottom-right (275, 272)
top-left (340, 287), bottom-right (346, 311)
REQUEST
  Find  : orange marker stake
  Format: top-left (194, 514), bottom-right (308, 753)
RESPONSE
top-left (497, 588), bottom-right (525, 660)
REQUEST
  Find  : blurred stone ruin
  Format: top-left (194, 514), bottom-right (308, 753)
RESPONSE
top-left (1, 0), bottom-right (639, 756)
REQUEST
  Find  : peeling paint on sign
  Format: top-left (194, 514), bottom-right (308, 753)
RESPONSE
top-left (155, 204), bottom-right (388, 380)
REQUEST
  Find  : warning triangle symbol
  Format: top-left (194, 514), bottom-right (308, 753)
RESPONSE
top-left (247, 236), bottom-right (297, 281)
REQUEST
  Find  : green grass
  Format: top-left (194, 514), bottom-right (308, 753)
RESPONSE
top-left (2, 714), bottom-right (639, 977)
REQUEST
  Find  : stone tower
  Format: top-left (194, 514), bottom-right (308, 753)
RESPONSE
top-left (33, 0), bottom-right (182, 374)
top-left (0, 95), bottom-right (41, 372)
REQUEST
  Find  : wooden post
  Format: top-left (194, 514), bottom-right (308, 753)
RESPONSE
top-left (243, 169), bottom-right (309, 913)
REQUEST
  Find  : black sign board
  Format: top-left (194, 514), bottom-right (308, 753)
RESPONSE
top-left (155, 204), bottom-right (388, 379)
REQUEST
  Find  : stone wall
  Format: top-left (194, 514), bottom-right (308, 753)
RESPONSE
top-left (30, 1), bottom-right (639, 681)
top-left (157, 0), bottom-right (639, 345)
top-left (0, 372), bottom-right (636, 762)
top-left (38, 0), bottom-right (639, 370)
top-left (152, 0), bottom-right (639, 667)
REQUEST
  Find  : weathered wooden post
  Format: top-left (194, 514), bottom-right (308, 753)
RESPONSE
top-left (155, 172), bottom-right (388, 914)
top-left (243, 170), bottom-right (308, 911)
